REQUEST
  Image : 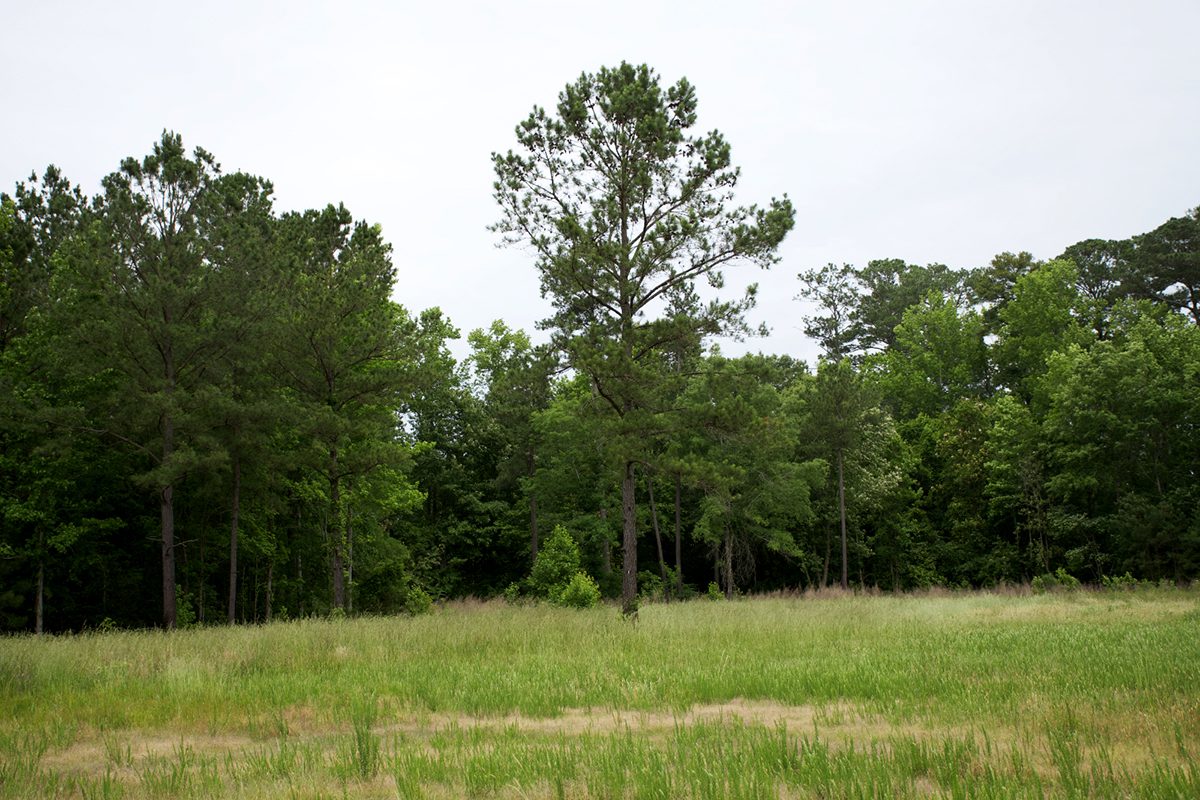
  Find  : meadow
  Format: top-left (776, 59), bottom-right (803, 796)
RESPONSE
top-left (1, 589), bottom-right (1198, 798)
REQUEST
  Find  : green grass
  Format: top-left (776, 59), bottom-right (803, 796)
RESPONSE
top-left (2, 590), bottom-right (1198, 798)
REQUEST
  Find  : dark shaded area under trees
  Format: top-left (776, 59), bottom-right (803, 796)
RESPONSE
top-left (2, 66), bottom-right (1198, 632)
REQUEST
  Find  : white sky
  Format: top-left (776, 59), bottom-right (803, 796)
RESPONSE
top-left (4, 0), bottom-right (1198, 365)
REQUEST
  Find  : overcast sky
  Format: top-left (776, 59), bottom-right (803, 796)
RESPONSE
top-left (4, 0), bottom-right (1197, 364)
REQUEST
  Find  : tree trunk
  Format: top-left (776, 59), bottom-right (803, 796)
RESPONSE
top-left (161, 480), bottom-right (177, 629)
top-left (329, 450), bottom-right (346, 611)
top-left (347, 512), bottom-right (354, 614)
top-left (822, 525), bottom-right (831, 587)
top-left (265, 560), bottom-right (273, 623)
top-left (35, 556), bottom-right (44, 635)
top-left (838, 447), bottom-right (848, 591)
top-left (228, 455), bottom-right (240, 624)
top-left (161, 350), bottom-right (177, 629)
top-left (723, 528), bottom-right (734, 599)
top-left (528, 451), bottom-right (539, 563)
top-left (197, 533), bottom-right (205, 624)
top-left (646, 471), bottom-right (667, 586)
top-left (674, 474), bottom-right (683, 597)
top-left (297, 552), bottom-right (304, 617)
top-left (621, 460), bottom-right (638, 617)
top-left (599, 506), bottom-right (611, 575)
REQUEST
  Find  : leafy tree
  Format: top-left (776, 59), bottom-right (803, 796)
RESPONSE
top-left (875, 292), bottom-right (989, 420)
top-left (467, 321), bottom-right (553, 562)
top-left (854, 259), bottom-right (967, 353)
top-left (1042, 312), bottom-right (1200, 579)
top-left (969, 251), bottom-right (1039, 333)
top-left (993, 259), bottom-right (1092, 406)
top-left (528, 376), bottom-right (621, 588)
top-left (1130, 206), bottom-right (1200, 325)
top-left (492, 62), bottom-right (794, 614)
top-left (985, 394), bottom-right (1051, 575)
top-left (679, 355), bottom-right (820, 596)
top-left (803, 359), bottom-right (894, 589)
top-left (529, 525), bottom-right (583, 600)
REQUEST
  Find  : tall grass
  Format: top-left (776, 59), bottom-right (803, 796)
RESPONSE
top-left (1, 590), bottom-right (1197, 797)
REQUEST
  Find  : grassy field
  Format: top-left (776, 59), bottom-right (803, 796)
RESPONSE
top-left (1, 589), bottom-right (1198, 798)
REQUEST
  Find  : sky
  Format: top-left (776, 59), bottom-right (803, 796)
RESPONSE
top-left (3, 0), bottom-right (1198, 364)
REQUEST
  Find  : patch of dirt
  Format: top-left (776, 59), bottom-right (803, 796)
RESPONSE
top-left (384, 698), bottom-right (896, 740)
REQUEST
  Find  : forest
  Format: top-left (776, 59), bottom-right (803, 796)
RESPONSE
top-left (2, 64), bottom-right (1198, 633)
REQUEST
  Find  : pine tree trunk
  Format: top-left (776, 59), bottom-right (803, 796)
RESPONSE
top-left (621, 460), bottom-right (638, 617)
top-left (674, 474), bottom-right (683, 597)
top-left (265, 560), bottom-right (273, 623)
top-left (228, 455), bottom-right (240, 624)
top-left (528, 451), bottom-right (539, 563)
top-left (161, 480), bottom-right (177, 628)
top-left (822, 527), bottom-right (831, 587)
top-left (724, 529), bottom-right (734, 599)
top-left (197, 533), bottom-right (205, 624)
top-left (838, 447), bottom-right (848, 591)
top-left (646, 472), bottom-right (667, 586)
top-left (599, 506), bottom-right (611, 575)
top-left (297, 552), bottom-right (304, 617)
top-left (329, 449), bottom-right (346, 611)
top-left (35, 557), bottom-right (44, 635)
top-left (161, 356), bottom-right (177, 629)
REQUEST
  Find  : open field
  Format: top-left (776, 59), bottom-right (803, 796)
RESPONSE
top-left (2, 590), bottom-right (1198, 798)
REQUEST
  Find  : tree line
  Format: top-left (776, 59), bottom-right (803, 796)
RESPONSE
top-left (2, 64), bottom-right (1197, 631)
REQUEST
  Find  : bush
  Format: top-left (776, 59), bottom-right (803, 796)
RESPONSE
top-left (1032, 568), bottom-right (1081, 594)
top-left (503, 582), bottom-right (524, 604)
top-left (530, 526), bottom-right (581, 600)
top-left (638, 570), bottom-right (664, 601)
top-left (175, 585), bottom-right (197, 628)
top-left (1101, 572), bottom-right (1138, 591)
top-left (404, 586), bottom-right (433, 616)
top-left (707, 581), bottom-right (725, 601)
top-left (556, 571), bottom-right (601, 608)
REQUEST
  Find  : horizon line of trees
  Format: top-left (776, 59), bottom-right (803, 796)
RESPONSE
top-left (3, 68), bottom-right (1198, 633)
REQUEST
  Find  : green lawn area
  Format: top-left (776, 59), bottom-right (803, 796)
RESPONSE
top-left (2, 590), bottom-right (1198, 798)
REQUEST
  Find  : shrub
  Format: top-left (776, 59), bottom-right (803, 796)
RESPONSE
top-left (175, 585), bottom-right (197, 628)
top-left (707, 581), bottom-right (725, 601)
top-left (1101, 572), bottom-right (1137, 591)
top-left (530, 526), bottom-right (581, 600)
top-left (503, 582), bottom-right (524, 604)
top-left (404, 586), bottom-right (433, 616)
top-left (638, 570), bottom-right (664, 601)
top-left (1032, 568), bottom-right (1081, 594)
top-left (556, 571), bottom-right (601, 608)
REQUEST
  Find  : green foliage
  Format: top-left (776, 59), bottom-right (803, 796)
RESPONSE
top-left (707, 581), bottom-right (724, 601)
top-left (636, 570), bottom-right (664, 601)
top-left (529, 526), bottom-right (582, 600)
top-left (403, 586), bottom-right (433, 616)
top-left (1101, 572), bottom-right (1138, 591)
top-left (174, 586), bottom-right (198, 629)
top-left (875, 292), bottom-right (988, 419)
top-left (556, 571), bottom-right (601, 608)
top-left (493, 62), bottom-right (795, 615)
top-left (3, 123), bottom-right (1199, 635)
top-left (1031, 568), bottom-right (1081, 594)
